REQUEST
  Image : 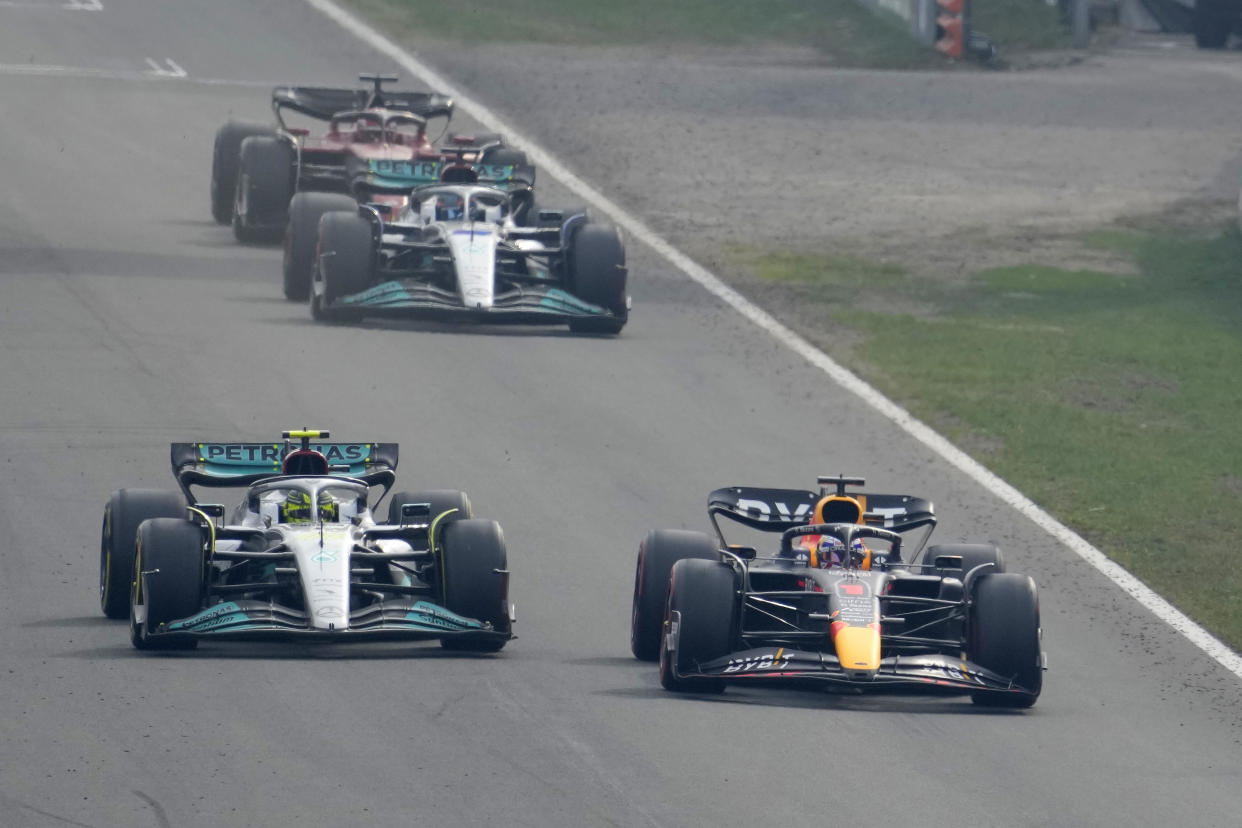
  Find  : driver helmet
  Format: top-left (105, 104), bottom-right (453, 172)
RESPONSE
top-left (436, 195), bottom-right (463, 221)
top-left (278, 490), bottom-right (340, 523)
top-left (815, 536), bottom-right (871, 570)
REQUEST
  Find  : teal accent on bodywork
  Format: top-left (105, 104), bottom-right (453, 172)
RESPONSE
top-left (194, 442), bottom-right (375, 479)
top-left (538, 288), bottom-right (609, 314)
top-left (366, 160), bottom-right (519, 190)
top-left (167, 602), bottom-right (248, 632)
top-left (405, 600), bottom-right (487, 631)
top-left (337, 281), bottom-right (610, 318)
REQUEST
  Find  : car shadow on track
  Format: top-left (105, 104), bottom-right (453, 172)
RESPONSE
top-left (261, 313), bottom-right (611, 339)
top-left (597, 679), bottom-right (1028, 716)
top-left (67, 634), bottom-right (510, 662)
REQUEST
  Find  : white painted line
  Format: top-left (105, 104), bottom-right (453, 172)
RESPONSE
top-left (144, 58), bottom-right (187, 78)
top-left (0, 0), bottom-right (101, 8)
top-left (0, 61), bottom-right (272, 87)
top-left (304, 0), bottom-right (1242, 679)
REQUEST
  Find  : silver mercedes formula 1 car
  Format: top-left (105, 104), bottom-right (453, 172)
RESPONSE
top-left (99, 430), bottom-right (513, 652)
top-left (309, 181), bottom-right (629, 334)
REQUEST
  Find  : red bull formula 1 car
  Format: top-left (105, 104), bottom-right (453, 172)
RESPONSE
top-left (99, 430), bottom-right (513, 652)
top-left (209, 74), bottom-right (532, 301)
top-left (630, 475), bottom-right (1045, 707)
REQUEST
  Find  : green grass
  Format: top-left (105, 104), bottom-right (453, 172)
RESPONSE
top-left (728, 229), bottom-right (1242, 651)
top-left (346, 0), bottom-right (964, 67)
top-left (348, 0), bottom-right (1071, 64)
top-left (971, 0), bottom-right (1071, 52)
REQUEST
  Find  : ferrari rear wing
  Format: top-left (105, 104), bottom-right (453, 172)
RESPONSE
top-left (271, 86), bottom-right (454, 125)
top-left (170, 441), bottom-right (398, 501)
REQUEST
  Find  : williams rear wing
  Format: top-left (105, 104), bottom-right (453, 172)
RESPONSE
top-left (170, 441), bottom-right (398, 502)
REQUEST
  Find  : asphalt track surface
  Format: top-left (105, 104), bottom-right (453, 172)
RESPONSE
top-left (0, 2), bottom-right (1240, 826)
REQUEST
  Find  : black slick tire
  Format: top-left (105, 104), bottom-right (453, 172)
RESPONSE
top-left (925, 543), bottom-right (1005, 580)
top-left (284, 193), bottom-right (357, 301)
top-left (567, 224), bottom-right (627, 335)
top-left (659, 558), bottom-right (737, 693)
top-left (232, 135), bottom-right (294, 244)
top-left (631, 529), bottom-right (718, 661)
top-left (311, 210), bottom-right (374, 322)
top-left (130, 518), bottom-right (204, 651)
top-left (211, 122), bottom-right (274, 224)
top-left (100, 489), bottom-right (185, 619)
top-left (438, 519), bottom-right (510, 652)
top-left (967, 573), bottom-right (1042, 708)
top-left (387, 489), bottom-right (472, 528)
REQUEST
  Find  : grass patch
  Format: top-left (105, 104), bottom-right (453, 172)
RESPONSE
top-left (971, 0), bottom-right (1071, 52)
top-left (732, 228), bottom-right (1242, 651)
top-left (347, 0), bottom-right (1072, 64)
top-left (346, 0), bottom-right (952, 67)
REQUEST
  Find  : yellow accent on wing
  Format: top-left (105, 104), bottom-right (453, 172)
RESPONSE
top-left (834, 626), bottom-right (881, 671)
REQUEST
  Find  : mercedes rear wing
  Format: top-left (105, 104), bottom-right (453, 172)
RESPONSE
top-left (170, 440), bottom-right (398, 502)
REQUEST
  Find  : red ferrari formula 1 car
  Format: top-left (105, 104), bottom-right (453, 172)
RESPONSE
top-left (210, 74), bottom-right (533, 301)
top-left (630, 475), bottom-right (1045, 707)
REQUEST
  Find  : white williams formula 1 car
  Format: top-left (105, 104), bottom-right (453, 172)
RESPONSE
top-left (310, 182), bottom-right (629, 334)
top-left (99, 430), bottom-right (514, 652)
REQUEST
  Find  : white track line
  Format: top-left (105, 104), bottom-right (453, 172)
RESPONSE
top-left (305, 0), bottom-right (1242, 679)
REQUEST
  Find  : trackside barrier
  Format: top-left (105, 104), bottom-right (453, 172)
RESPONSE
top-left (852, 0), bottom-right (971, 58)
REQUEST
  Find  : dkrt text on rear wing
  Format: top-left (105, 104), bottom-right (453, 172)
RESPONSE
top-left (706, 485), bottom-right (937, 558)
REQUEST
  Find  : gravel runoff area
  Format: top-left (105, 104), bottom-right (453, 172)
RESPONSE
top-left (403, 33), bottom-right (1242, 285)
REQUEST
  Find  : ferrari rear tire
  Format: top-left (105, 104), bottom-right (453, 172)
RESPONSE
top-left (568, 224), bottom-right (627, 335)
top-left (439, 519), bottom-right (510, 652)
top-left (232, 135), bottom-right (294, 244)
top-left (211, 121), bottom-right (274, 224)
top-left (631, 529), bottom-right (718, 661)
top-left (967, 573), bottom-right (1042, 707)
top-left (284, 192), bottom-right (357, 301)
top-left (659, 559), bottom-right (737, 693)
top-left (100, 488), bottom-right (185, 619)
top-left (312, 211), bottom-right (374, 321)
top-left (130, 518), bottom-right (204, 651)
